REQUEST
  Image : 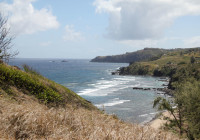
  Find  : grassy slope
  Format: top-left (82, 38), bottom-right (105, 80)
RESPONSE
top-left (0, 63), bottom-right (95, 109)
top-left (0, 63), bottom-right (179, 139)
top-left (120, 49), bottom-right (200, 76)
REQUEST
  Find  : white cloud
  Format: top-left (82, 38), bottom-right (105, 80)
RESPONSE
top-left (94, 0), bottom-right (200, 40)
top-left (184, 36), bottom-right (200, 47)
top-left (63, 25), bottom-right (84, 41)
top-left (0, 0), bottom-right (59, 35)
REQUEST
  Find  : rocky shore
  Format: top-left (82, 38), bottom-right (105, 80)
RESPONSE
top-left (133, 86), bottom-right (173, 96)
top-left (112, 69), bottom-right (173, 96)
top-left (132, 77), bottom-right (173, 97)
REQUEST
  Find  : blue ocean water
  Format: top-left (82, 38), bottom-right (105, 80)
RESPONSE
top-left (9, 58), bottom-right (168, 124)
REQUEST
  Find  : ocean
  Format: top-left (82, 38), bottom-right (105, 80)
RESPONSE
top-left (9, 58), bottom-right (168, 124)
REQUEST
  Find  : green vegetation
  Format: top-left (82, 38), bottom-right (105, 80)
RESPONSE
top-left (0, 63), bottom-right (95, 109)
top-left (91, 47), bottom-right (200, 63)
top-left (91, 48), bottom-right (170, 63)
top-left (154, 79), bottom-right (200, 140)
top-left (120, 47), bottom-right (200, 139)
top-left (120, 48), bottom-right (200, 77)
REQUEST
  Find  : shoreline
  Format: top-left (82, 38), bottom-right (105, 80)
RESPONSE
top-left (147, 77), bottom-right (173, 129)
top-left (140, 76), bottom-right (174, 129)
top-left (147, 111), bottom-right (173, 130)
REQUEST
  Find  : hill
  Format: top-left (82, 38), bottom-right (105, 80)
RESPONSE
top-left (119, 47), bottom-right (200, 89)
top-left (91, 48), bottom-right (168, 63)
top-left (0, 63), bottom-right (95, 109)
top-left (0, 62), bottom-right (177, 139)
top-left (91, 48), bottom-right (173, 63)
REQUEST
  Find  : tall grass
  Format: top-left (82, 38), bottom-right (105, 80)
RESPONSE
top-left (0, 97), bottom-right (180, 140)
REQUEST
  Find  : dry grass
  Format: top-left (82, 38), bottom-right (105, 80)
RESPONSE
top-left (0, 95), bottom-right (181, 140)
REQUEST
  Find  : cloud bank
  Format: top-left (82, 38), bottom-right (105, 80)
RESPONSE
top-left (0, 0), bottom-right (59, 35)
top-left (94, 0), bottom-right (200, 40)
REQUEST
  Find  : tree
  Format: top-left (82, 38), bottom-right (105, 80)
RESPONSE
top-left (153, 96), bottom-right (184, 136)
top-left (176, 79), bottom-right (200, 140)
top-left (153, 78), bottom-right (200, 140)
top-left (0, 13), bottom-right (18, 63)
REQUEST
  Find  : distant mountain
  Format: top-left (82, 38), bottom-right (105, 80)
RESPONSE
top-left (91, 48), bottom-right (170, 63)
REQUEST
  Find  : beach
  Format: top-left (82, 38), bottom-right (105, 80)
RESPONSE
top-left (149, 111), bottom-right (173, 130)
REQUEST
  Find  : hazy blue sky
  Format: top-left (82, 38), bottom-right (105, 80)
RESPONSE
top-left (1, 0), bottom-right (200, 59)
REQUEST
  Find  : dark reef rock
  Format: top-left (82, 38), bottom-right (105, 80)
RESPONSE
top-left (133, 87), bottom-right (151, 90)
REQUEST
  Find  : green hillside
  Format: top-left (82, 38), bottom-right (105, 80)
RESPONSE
top-left (119, 48), bottom-right (200, 76)
top-left (0, 63), bottom-right (95, 109)
top-left (91, 48), bottom-right (198, 63)
top-left (91, 48), bottom-right (168, 63)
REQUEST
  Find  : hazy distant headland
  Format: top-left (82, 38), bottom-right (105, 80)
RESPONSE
top-left (91, 47), bottom-right (199, 63)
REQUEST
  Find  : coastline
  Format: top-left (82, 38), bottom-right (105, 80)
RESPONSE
top-left (146, 77), bottom-right (173, 130)
top-left (116, 70), bottom-right (174, 126)
top-left (147, 111), bottom-right (172, 130)
top-left (133, 76), bottom-right (173, 129)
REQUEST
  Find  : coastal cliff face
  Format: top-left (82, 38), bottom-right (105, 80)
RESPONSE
top-left (91, 48), bottom-right (170, 63)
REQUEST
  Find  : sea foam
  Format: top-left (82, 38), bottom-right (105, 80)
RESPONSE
top-left (95, 98), bottom-right (130, 107)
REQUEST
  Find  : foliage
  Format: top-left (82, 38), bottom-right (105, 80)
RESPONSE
top-left (153, 65), bottom-right (177, 77)
top-left (119, 63), bottom-right (154, 75)
top-left (0, 63), bottom-right (62, 104)
top-left (153, 96), bottom-right (184, 136)
top-left (23, 64), bottom-right (40, 76)
top-left (0, 63), bottom-right (95, 109)
top-left (176, 79), bottom-right (200, 139)
top-left (153, 78), bottom-right (200, 140)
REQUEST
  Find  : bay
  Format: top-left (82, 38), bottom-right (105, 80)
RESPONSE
top-left (9, 58), bottom-right (167, 124)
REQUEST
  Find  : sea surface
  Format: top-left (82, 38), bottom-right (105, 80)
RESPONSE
top-left (9, 58), bottom-right (168, 124)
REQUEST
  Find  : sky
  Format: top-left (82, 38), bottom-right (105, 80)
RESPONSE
top-left (1, 0), bottom-right (200, 59)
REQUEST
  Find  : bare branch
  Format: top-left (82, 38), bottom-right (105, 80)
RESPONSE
top-left (0, 13), bottom-right (18, 63)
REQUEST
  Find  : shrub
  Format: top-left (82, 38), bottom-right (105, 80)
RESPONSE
top-left (0, 64), bottom-right (62, 104)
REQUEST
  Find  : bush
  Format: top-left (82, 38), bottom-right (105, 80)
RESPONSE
top-left (0, 64), bottom-right (62, 104)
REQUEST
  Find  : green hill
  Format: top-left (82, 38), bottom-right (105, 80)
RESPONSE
top-left (91, 48), bottom-right (168, 63)
top-left (119, 47), bottom-right (200, 89)
top-left (0, 63), bottom-right (95, 109)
